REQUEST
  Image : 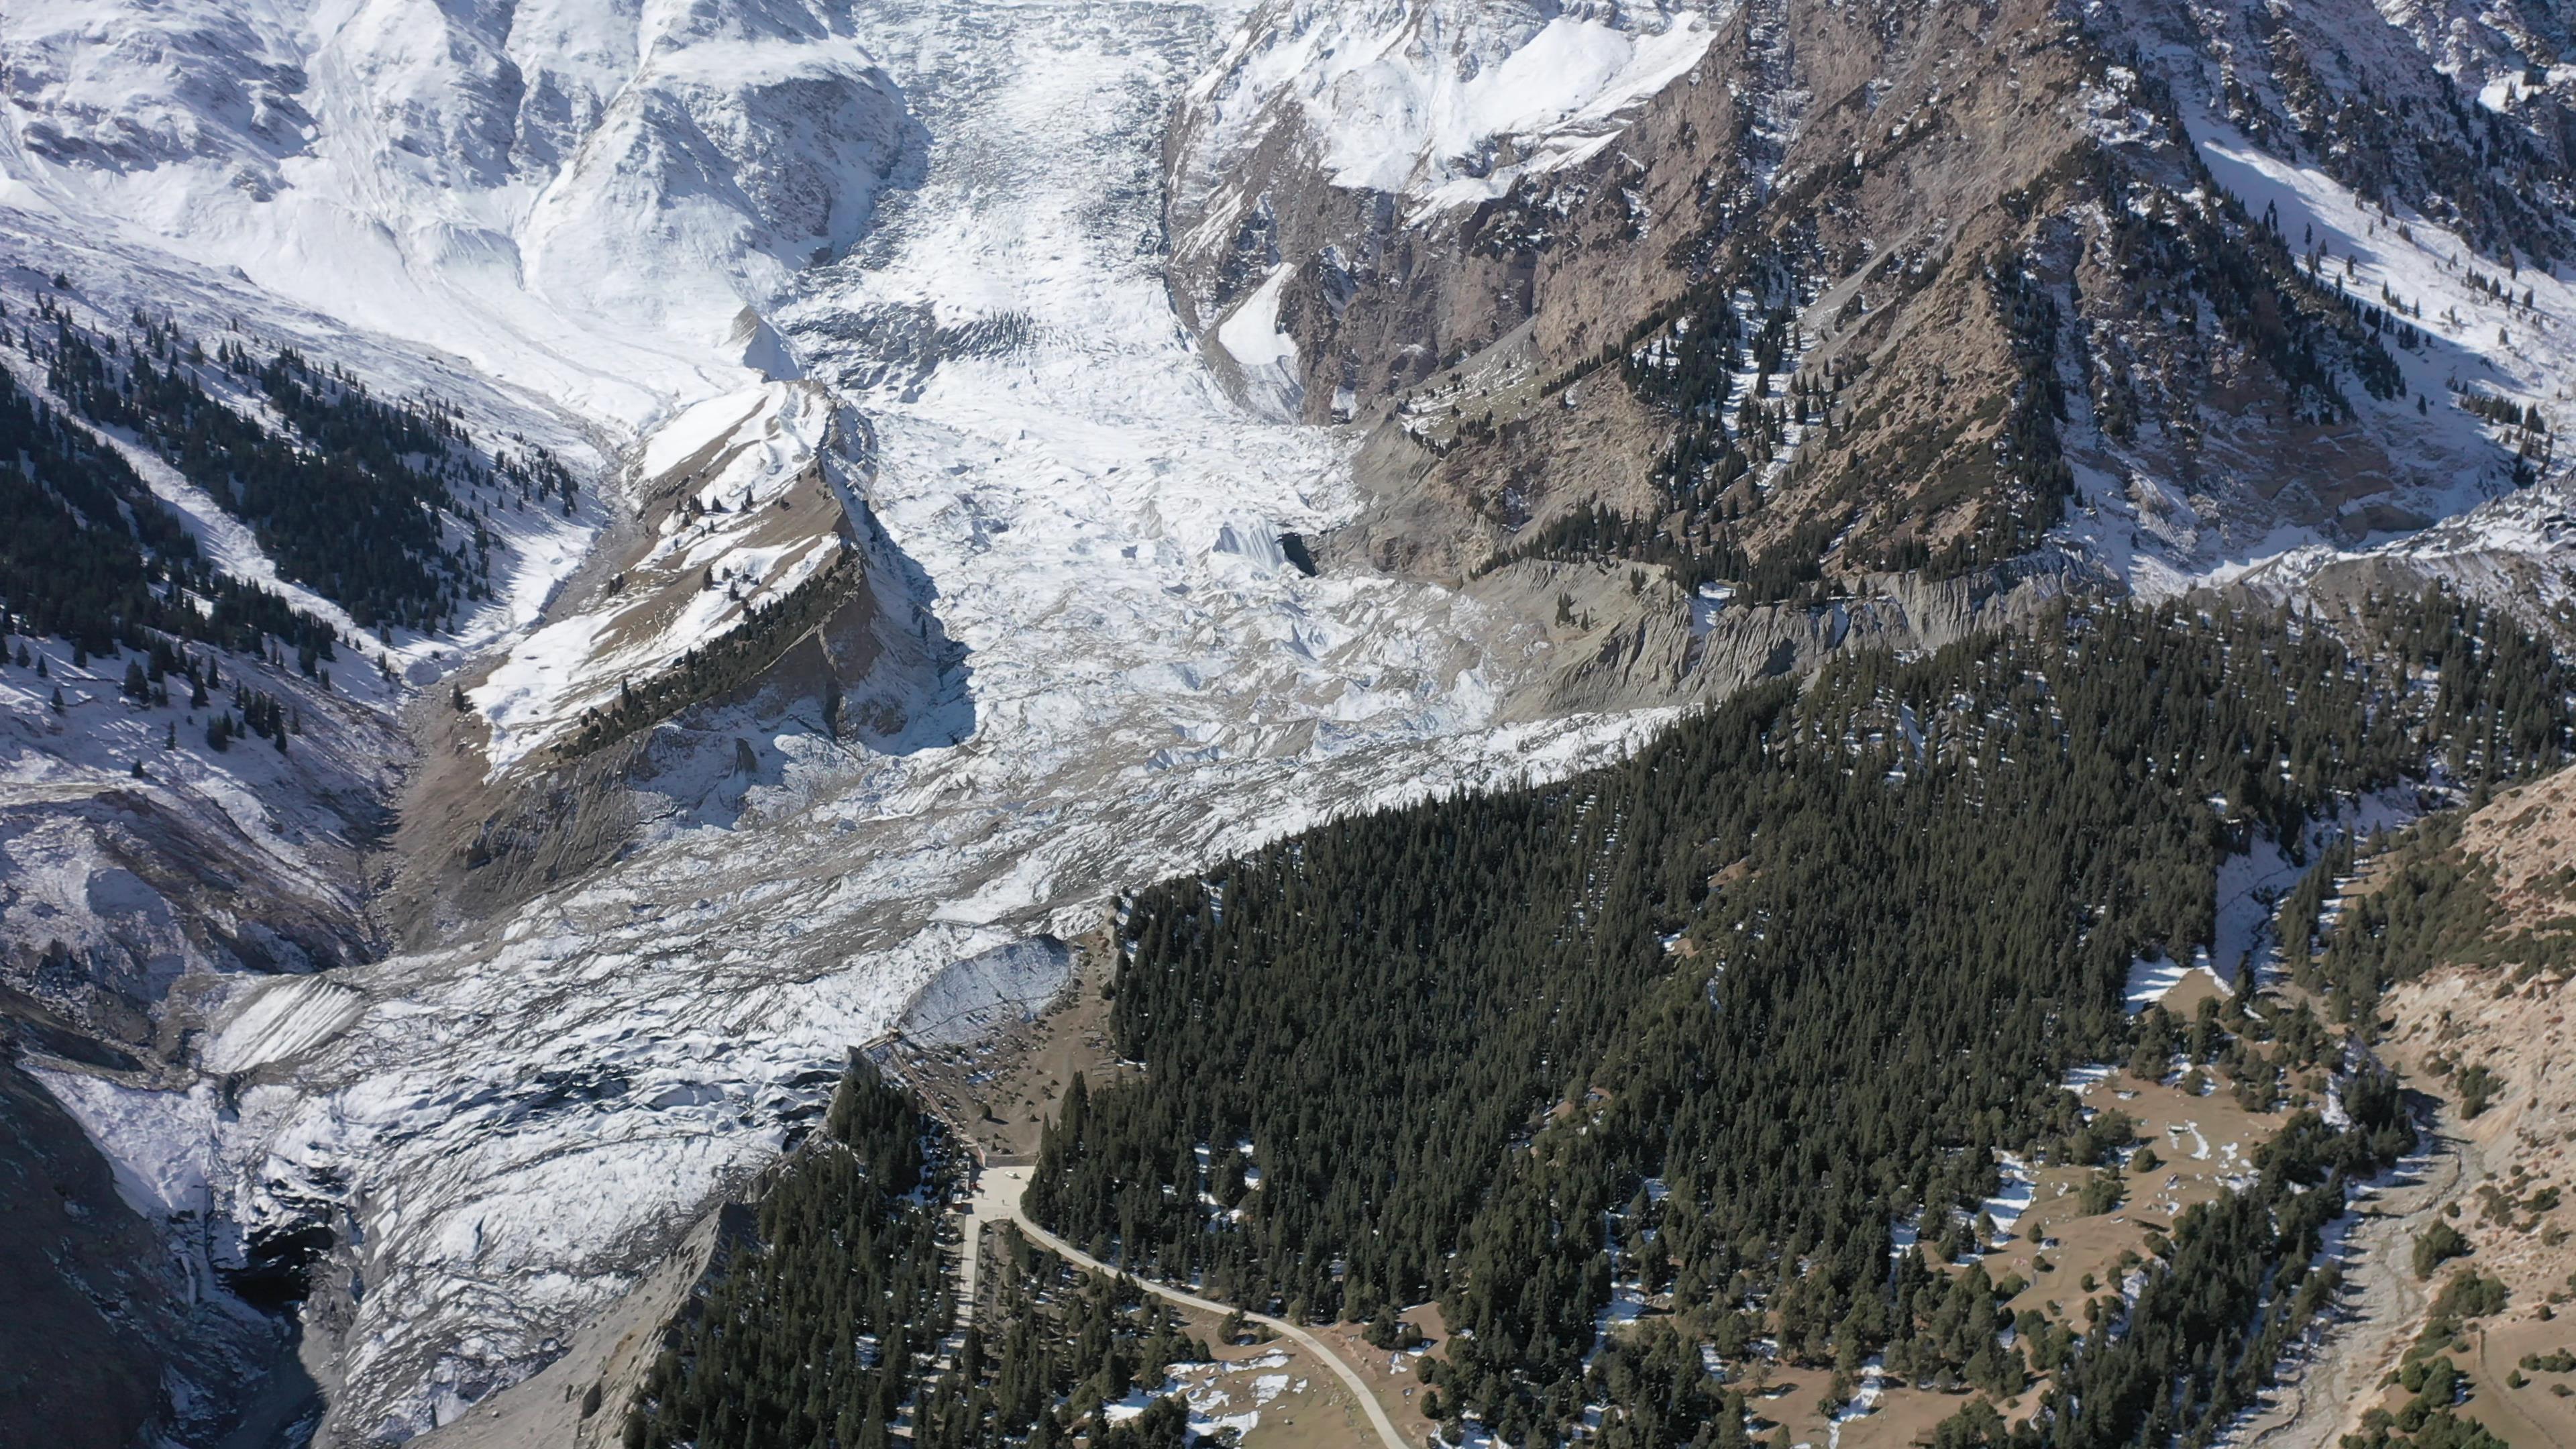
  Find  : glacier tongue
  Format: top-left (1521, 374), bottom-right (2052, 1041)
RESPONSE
top-left (14, 0), bottom-right (1678, 1442)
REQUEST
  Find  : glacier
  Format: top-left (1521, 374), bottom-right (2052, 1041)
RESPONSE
top-left (7, 0), bottom-right (2573, 1440)
top-left (2, 0), bottom-right (1676, 1440)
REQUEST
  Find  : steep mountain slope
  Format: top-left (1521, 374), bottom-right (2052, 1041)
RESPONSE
top-left (2249, 763), bottom-right (2576, 1449)
top-left (5, 1), bottom-right (1706, 1442)
top-left (0, 308), bottom-right (596, 1446)
top-left (1, 0), bottom-right (920, 419)
top-left (1172, 0), bottom-right (2576, 592)
top-left (0, 1), bottom-right (949, 1437)
top-left (1, 1), bottom-right (2574, 1446)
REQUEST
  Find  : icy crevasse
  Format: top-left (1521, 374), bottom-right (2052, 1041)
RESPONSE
top-left (5, 0), bottom-right (1679, 1442)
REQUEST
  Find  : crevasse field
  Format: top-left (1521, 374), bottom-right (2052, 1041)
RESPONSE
top-left (6, 0), bottom-right (2574, 1440)
top-left (9, 1), bottom-right (1676, 1438)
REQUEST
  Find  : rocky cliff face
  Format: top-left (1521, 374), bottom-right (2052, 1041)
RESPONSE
top-left (1173, 0), bottom-right (2576, 594)
top-left (4, 1), bottom-right (2575, 1445)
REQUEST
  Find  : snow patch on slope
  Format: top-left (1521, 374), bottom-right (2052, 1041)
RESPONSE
top-left (1180, 0), bottom-right (1724, 224)
top-left (0, 0), bottom-right (919, 427)
top-left (2053, 104), bottom-right (2576, 597)
top-left (1214, 262), bottom-right (1304, 419)
top-left (473, 381), bottom-right (847, 770)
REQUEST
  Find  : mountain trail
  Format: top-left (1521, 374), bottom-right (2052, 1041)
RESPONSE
top-left (968, 1164), bottom-right (1409, 1449)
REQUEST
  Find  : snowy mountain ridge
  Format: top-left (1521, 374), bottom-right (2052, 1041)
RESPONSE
top-left (2, 0), bottom-right (916, 423)
top-left (3, 0), bottom-right (2575, 1445)
top-left (3, 2), bottom-right (1699, 1442)
top-left (1177, 0), bottom-right (1723, 222)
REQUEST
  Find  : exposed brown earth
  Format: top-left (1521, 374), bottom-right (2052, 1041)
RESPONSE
top-left (2241, 766), bottom-right (2576, 1448)
top-left (1175, 0), bottom-right (2568, 595)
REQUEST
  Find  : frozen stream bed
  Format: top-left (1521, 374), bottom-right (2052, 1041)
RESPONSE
top-left (33, 3), bottom-right (1674, 1442)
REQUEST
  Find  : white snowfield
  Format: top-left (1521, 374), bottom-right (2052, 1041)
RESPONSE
top-left (0, 0), bottom-right (914, 425)
top-left (2, 0), bottom-right (2572, 1445)
top-left (1175, 0), bottom-right (1723, 235)
top-left (3, 0), bottom-right (1672, 1441)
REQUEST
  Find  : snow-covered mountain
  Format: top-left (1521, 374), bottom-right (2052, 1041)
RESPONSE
top-left (1175, 0), bottom-right (1722, 224)
top-left (4, 0), bottom-right (2575, 1445)
top-left (1167, 0), bottom-right (1741, 419)
top-left (2, 0), bottom-right (915, 420)
top-left (1, 1), bottom-right (1691, 1442)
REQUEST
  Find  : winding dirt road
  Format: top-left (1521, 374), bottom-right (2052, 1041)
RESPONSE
top-left (966, 1164), bottom-right (1409, 1449)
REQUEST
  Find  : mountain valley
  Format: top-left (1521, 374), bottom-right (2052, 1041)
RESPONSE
top-left (3, 3), bottom-right (2575, 1448)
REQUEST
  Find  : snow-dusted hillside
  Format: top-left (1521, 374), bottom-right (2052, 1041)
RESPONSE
top-left (2042, 0), bottom-right (2576, 596)
top-left (1163, 0), bottom-right (1734, 413)
top-left (2050, 107), bottom-right (2576, 594)
top-left (5, 1), bottom-right (1680, 1442)
top-left (1, 0), bottom-right (916, 423)
top-left (470, 382), bottom-right (854, 770)
top-left (2237, 478), bottom-right (2576, 625)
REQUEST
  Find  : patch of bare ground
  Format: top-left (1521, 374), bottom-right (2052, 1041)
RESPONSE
top-left (2358, 963), bottom-right (2576, 1448)
top-left (892, 932), bottom-right (1134, 1161)
top-left (2002, 1065), bottom-right (2290, 1316)
top-left (1726, 1361), bottom-right (1966, 1449)
top-left (2242, 765), bottom-right (2576, 1448)
top-left (1310, 1306), bottom-right (1452, 1448)
top-left (2457, 767), bottom-right (2576, 920)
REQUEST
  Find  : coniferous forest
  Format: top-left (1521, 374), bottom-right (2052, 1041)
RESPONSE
top-left (622, 1056), bottom-right (1220, 1449)
top-left (0, 356), bottom-right (338, 661)
top-left (604, 587), bottom-right (2568, 1449)
top-left (626, 1055), bottom-right (951, 1449)
top-left (10, 290), bottom-right (578, 643)
top-left (1020, 590), bottom-right (2567, 1446)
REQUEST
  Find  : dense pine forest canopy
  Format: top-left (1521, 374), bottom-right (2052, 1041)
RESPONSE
top-left (19, 294), bottom-right (576, 638)
top-left (910, 1231), bottom-right (1214, 1449)
top-left (623, 1056), bottom-right (1220, 1449)
top-left (627, 1055), bottom-right (951, 1449)
top-left (625, 592), bottom-right (2548, 1449)
top-left (1024, 590), bottom-right (2569, 1444)
top-left (0, 357), bottom-right (337, 661)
